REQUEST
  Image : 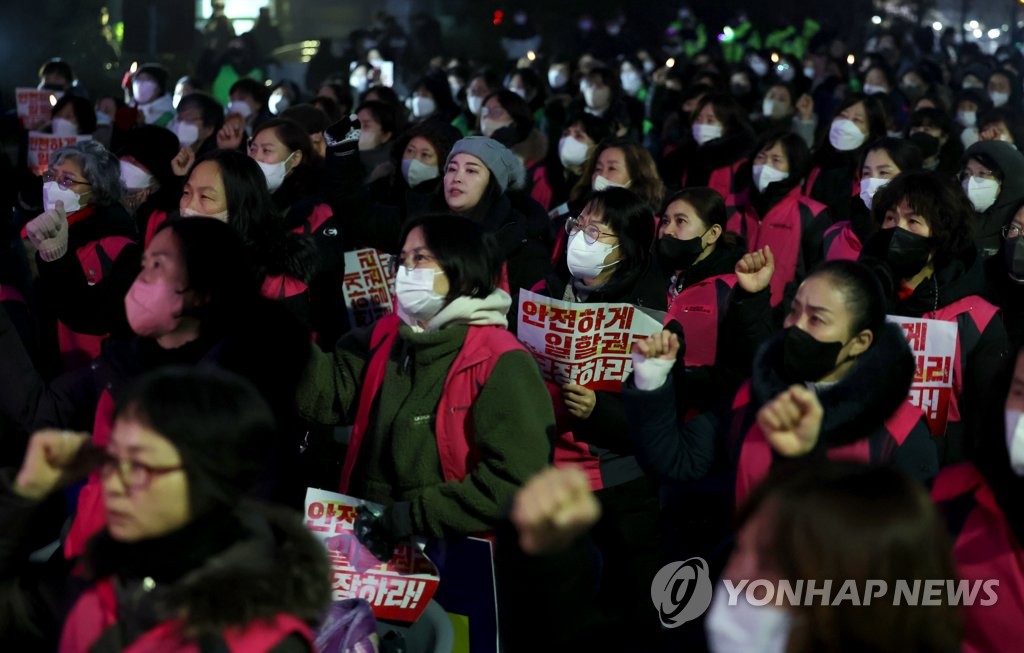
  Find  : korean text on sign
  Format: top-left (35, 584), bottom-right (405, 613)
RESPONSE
top-left (16, 87), bottom-right (62, 129)
top-left (887, 315), bottom-right (958, 435)
top-left (303, 487), bottom-right (439, 623)
top-left (342, 248), bottom-right (396, 328)
top-left (517, 289), bottom-right (663, 392)
top-left (27, 132), bottom-right (93, 176)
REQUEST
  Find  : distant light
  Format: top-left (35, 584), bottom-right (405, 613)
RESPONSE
top-left (666, 58), bottom-right (676, 68)
top-left (720, 26), bottom-right (735, 42)
top-left (988, 28), bottom-right (1001, 38)
top-left (770, 52), bottom-right (780, 63)
top-left (493, 10), bottom-right (503, 26)
top-left (526, 50), bottom-right (536, 61)
top-left (1003, 24), bottom-right (1010, 31)
top-left (871, 15), bottom-right (882, 25)
top-left (968, 20), bottom-right (979, 30)
top-left (847, 54), bottom-right (855, 65)
top-left (130, 61), bottom-right (138, 73)
top-left (973, 29), bottom-right (983, 39)
top-left (264, 80), bottom-right (272, 86)
top-left (932, 22), bottom-right (942, 31)
top-left (49, 94), bottom-right (57, 106)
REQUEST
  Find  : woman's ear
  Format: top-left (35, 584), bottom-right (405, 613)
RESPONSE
top-left (705, 223), bottom-right (723, 246)
top-left (288, 150), bottom-right (303, 170)
top-left (848, 328), bottom-right (874, 359)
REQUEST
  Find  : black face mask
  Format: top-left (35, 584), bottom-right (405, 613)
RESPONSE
top-left (863, 227), bottom-right (933, 281)
top-left (781, 327), bottom-right (845, 383)
top-left (658, 234), bottom-right (705, 271)
top-left (909, 131), bottom-right (940, 160)
top-left (1004, 237), bottom-right (1024, 280)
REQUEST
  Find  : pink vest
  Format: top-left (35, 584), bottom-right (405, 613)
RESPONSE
top-left (683, 159), bottom-right (746, 199)
top-left (60, 577), bottom-right (314, 653)
top-left (667, 273), bottom-right (737, 368)
top-left (733, 382), bottom-right (922, 507)
top-left (823, 221), bottom-right (862, 261)
top-left (932, 463), bottom-right (1024, 653)
top-left (341, 314), bottom-right (526, 491)
top-left (918, 296), bottom-right (1000, 433)
top-left (727, 187), bottom-right (828, 307)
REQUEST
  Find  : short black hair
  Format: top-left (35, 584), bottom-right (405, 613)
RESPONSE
top-left (862, 137), bottom-right (924, 173)
top-left (52, 94), bottom-right (97, 134)
top-left (910, 107), bottom-right (952, 135)
top-left (808, 259), bottom-right (887, 336)
top-left (229, 77), bottom-right (268, 106)
top-left (871, 170), bottom-right (975, 268)
top-left (399, 213), bottom-right (500, 300)
top-left (280, 103), bottom-right (330, 135)
top-left (177, 92), bottom-right (225, 131)
top-left (355, 100), bottom-right (399, 137)
top-left (38, 58), bottom-right (73, 86)
top-left (586, 187), bottom-right (655, 279)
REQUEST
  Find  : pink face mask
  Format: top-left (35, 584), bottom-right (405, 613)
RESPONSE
top-left (124, 277), bottom-right (184, 337)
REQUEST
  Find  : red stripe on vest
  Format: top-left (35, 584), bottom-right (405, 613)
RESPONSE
top-left (144, 210), bottom-right (169, 248)
top-left (341, 315), bottom-right (526, 492)
top-left (548, 380), bottom-right (605, 491)
top-left (64, 390), bottom-right (117, 560)
top-left (0, 284), bottom-right (25, 303)
top-left (667, 273), bottom-right (736, 368)
top-left (291, 203), bottom-right (334, 235)
top-left (823, 221), bottom-right (862, 262)
top-left (260, 274), bottom-right (309, 300)
top-left (75, 236), bottom-right (135, 287)
top-left (932, 463), bottom-right (1024, 653)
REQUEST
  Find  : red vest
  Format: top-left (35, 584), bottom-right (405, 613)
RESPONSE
top-left (683, 159), bottom-right (746, 199)
top-left (341, 314), bottom-right (526, 492)
top-left (932, 463), bottom-right (1024, 653)
top-left (60, 577), bottom-right (314, 653)
top-left (64, 389), bottom-right (118, 560)
top-left (914, 295), bottom-right (1000, 433)
top-left (667, 273), bottom-right (737, 368)
top-left (733, 381), bottom-right (923, 506)
top-left (143, 209), bottom-right (169, 248)
top-left (726, 186), bottom-right (828, 307)
top-left (823, 220), bottom-right (862, 262)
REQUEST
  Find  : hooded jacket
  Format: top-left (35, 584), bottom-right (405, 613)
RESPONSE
top-left (665, 130), bottom-right (754, 197)
top-left (296, 290), bottom-right (554, 538)
top-left (963, 141), bottom-right (1024, 257)
top-left (623, 321), bottom-right (938, 504)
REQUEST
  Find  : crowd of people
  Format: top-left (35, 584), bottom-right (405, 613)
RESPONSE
top-left (0, 5), bottom-right (1023, 652)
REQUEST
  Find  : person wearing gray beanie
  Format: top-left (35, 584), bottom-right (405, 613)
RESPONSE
top-left (445, 135), bottom-right (527, 194)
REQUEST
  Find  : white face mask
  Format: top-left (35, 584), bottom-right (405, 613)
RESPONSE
top-left (120, 160), bottom-right (155, 191)
top-left (481, 117), bottom-right (513, 137)
top-left (350, 74), bottom-right (368, 93)
top-left (583, 86), bottom-right (611, 111)
top-left (752, 164), bottom-right (789, 193)
top-left (43, 181), bottom-right (82, 213)
top-left (829, 118), bottom-right (867, 151)
top-left (1004, 409), bottom-right (1024, 475)
top-left (548, 69), bottom-right (568, 89)
top-left (559, 136), bottom-right (590, 168)
top-left (956, 110), bottom-right (977, 127)
top-left (268, 93), bottom-right (290, 115)
top-left (174, 120), bottom-right (200, 147)
top-left (395, 266), bottom-right (446, 324)
top-left (705, 584), bottom-right (792, 653)
top-left (132, 79), bottom-right (159, 105)
top-left (227, 100), bottom-right (253, 119)
top-left (803, 65), bottom-right (816, 80)
top-left (592, 175), bottom-right (628, 192)
top-left (991, 91), bottom-right (1010, 108)
top-left (620, 71), bottom-right (642, 95)
top-left (467, 95), bottom-right (485, 116)
top-left (510, 87), bottom-right (528, 100)
top-left (566, 230), bottom-right (619, 281)
top-left (52, 117), bottom-right (78, 137)
top-left (963, 176), bottom-right (1000, 213)
top-left (762, 98), bottom-right (777, 118)
top-left (256, 151), bottom-right (296, 193)
top-left (960, 127), bottom-right (980, 149)
top-left (411, 96), bottom-right (436, 119)
top-left (862, 84), bottom-right (889, 96)
top-left (693, 123), bottom-right (723, 146)
top-left (180, 205), bottom-right (229, 221)
top-left (401, 158), bottom-right (439, 187)
top-left (859, 176), bottom-right (890, 210)
top-left (358, 130), bottom-right (380, 151)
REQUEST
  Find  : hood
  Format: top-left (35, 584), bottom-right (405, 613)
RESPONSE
top-left (751, 321), bottom-right (915, 448)
top-left (411, 288), bottom-right (512, 332)
top-left (963, 140), bottom-right (1024, 216)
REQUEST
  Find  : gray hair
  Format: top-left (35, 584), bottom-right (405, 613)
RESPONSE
top-left (51, 140), bottom-right (124, 206)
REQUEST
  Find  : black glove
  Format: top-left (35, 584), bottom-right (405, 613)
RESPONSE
top-left (324, 115), bottom-right (361, 159)
top-left (354, 504), bottom-right (398, 562)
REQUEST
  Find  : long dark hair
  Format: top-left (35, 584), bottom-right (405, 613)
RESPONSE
top-left (581, 188), bottom-right (655, 291)
top-left (191, 149), bottom-right (318, 283)
top-left (812, 93), bottom-right (888, 169)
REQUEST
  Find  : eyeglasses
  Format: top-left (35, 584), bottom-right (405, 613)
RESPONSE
top-left (42, 170), bottom-right (91, 190)
top-left (565, 216), bottom-right (615, 245)
top-left (100, 452), bottom-right (183, 491)
top-left (390, 250), bottom-right (439, 274)
top-left (959, 169), bottom-right (996, 182)
top-left (1002, 225), bottom-right (1024, 239)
